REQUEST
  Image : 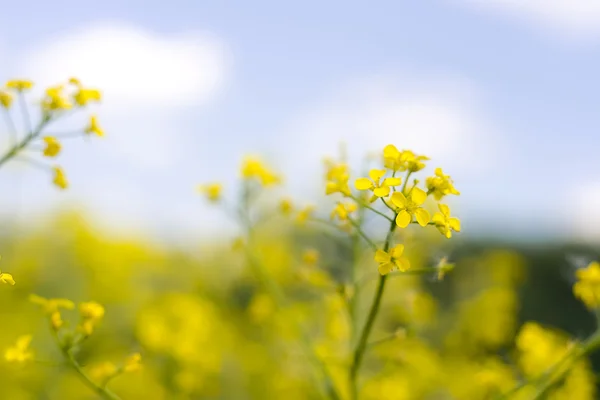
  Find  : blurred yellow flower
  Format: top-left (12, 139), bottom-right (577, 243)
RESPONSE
top-left (355, 169), bottom-right (401, 199)
top-left (383, 145), bottom-right (429, 173)
top-left (4, 335), bottom-right (34, 364)
top-left (573, 262), bottom-right (600, 309)
top-left (29, 294), bottom-right (75, 313)
top-left (198, 183), bottom-right (222, 202)
top-left (85, 115), bottom-right (104, 137)
top-left (52, 166), bottom-right (68, 189)
top-left (0, 270), bottom-right (15, 285)
top-left (42, 85), bottom-right (72, 111)
top-left (79, 301), bottom-right (105, 335)
top-left (241, 157), bottom-right (280, 186)
top-left (0, 90), bottom-right (12, 108)
top-left (6, 79), bottom-right (33, 91)
top-left (123, 352), bottom-right (142, 372)
top-left (391, 187), bottom-right (430, 228)
top-left (74, 87), bottom-right (102, 107)
top-left (375, 244), bottom-right (410, 275)
top-left (432, 203), bottom-right (461, 239)
top-left (279, 198), bottom-right (293, 215)
top-left (330, 201), bottom-right (357, 221)
top-left (325, 161), bottom-right (351, 196)
top-left (43, 136), bottom-right (62, 157)
top-left (89, 361), bottom-right (118, 381)
top-left (296, 205), bottom-right (315, 225)
top-left (426, 168), bottom-right (460, 200)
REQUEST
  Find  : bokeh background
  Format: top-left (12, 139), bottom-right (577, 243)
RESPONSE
top-left (1, 1), bottom-right (600, 398)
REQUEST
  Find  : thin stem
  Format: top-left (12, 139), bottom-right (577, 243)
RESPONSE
top-left (347, 217), bottom-right (378, 250)
top-left (2, 109), bottom-right (19, 146)
top-left (349, 194), bottom-right (393, 223)
top-left (18, 93), bottom-right (32, 136)
top-left (0, 114), bottom-right (50, 169)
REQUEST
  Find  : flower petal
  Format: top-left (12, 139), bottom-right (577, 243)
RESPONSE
top-left (383, 177), bottom-right (402, 187)
top-left (355, 178), bottom-right (373, 190)
top-left (438, 203), bottom-right (450, 216)
top-left (390, 244), bottom-right (404, 258)
top-left (391, 192), bottom-right (407, 208)
top-left (395, 257), bottom-right (411, 272)
top-left (383, 144), bottom-right (400, 159)
top-left (415, 208), bottom-right (430, 227)
top-left (396, 210), bottom-right (412, 228)
top-left (374, 250), bottom-right (391, 263)
top-left (378, 262), bottom-right (394, 276)
top-left (373, 186), bottom-right (390, 197)
top-left (369, 169), bottom-right (387, 182)
top-left (449, 217), bottom-right (461, 232)
top-left (432, 212), bottom-right (444, 225)
top-left (410, 187), bottom-right (428, 205)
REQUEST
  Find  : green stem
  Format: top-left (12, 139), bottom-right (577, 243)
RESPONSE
top-left (349, 194), bottom-right (393, 223)
top-left (0, 114), bottom-right (50, 168)
top-left (347, 217), bottom-right (378, 250)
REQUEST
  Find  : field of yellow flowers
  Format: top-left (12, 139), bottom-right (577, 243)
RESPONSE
top-left (1, 79), bottom-right (600, 400)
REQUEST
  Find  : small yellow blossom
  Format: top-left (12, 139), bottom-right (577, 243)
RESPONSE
top-left (42, 85), bottom-right (72, 111)
top-left (573, 262), bottom-right (600, 309)
top-left (302, 249), bottom-right (320, 266)
top-left (325, 161), bottom-right (351, 196)
top-left (241, 157), bottom-right (280, 186)
top-left (390, 187), bottom-right (430, 228)
top-left (89, 361), bottom-right (118, 381)
top-left (79, 301), bottom-right (105, 335)
top-left (85, 115), bottom-right (104, 137)
top-left (355, 169), bottom-right (401, 200)
top-left (123, 352), bottom-right (142, 373)
top-left (432, 203), bottom-right (461, 239)
top-left (4, 335), bottom-right (34, 363)
top-left (0, 270), bottom-right (15, 286)
top-left (279, 198), bottom-right (293, 215)
top-left (330, 202), bottom-right (357, 221)
top-left (73, 88), bottom-right (102, 107)
top-left (52, 166), bottom-right (68, 189)
top-left (6, 80), bottom-right (33, 91)
top-left (383, 145), bottom-right (429, 172)
top-left (29, 294), bottom-right (75, 314)
top-left (197, 183), bottom-right (222, 202)
top-left (42, 136), bottom-right (62, 157)
top-left (426, 167), bottom-right (460, 200)
top-left (296, 205), bottom-right (315, 225)
top-left (0, 91), bottom-right (12, 108)
top-left (374, 244), bottom-right (410, 275)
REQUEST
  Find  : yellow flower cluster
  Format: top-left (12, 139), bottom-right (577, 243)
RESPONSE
top-left (573, 261), bottom-right (600, 309)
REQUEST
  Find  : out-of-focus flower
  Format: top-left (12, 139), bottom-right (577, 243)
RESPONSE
top-left (85, 115), bottom-right (104, 137)
top-left (241, 157), bottom-right (280, 186)
top-left (6, 80), bottom-right (33, 91)
top-left (432, 204), bottom-right (461, 239)
top-left (198, 183), bottom-right (222, 202)
top-left (52, 166), bottom-right (68, 189)
top-left (73, 87), bottom-right (102, 107)
top-left (0, 91), bottom-right (12, 108)
top-left (279, 198), bottom-right (293, 215)
top-left (375, 244), bottom-right (410, 275)
top-left (4, 335), bottom-right (34, 363)
top-left (573, 262), bottom-right (600, 309)
top-left (355, 169), bottom-right (401, 199)
top-left (426, 168), bottom-right (460, 200)
top-left (43, 136), bottom-right (62, 157)
top-left (383, 145), bottom-right (429, 173)
top-left (325, 161), bottom-right (351, 196)
top-left (29, 294), bottom-right (75, 314)
top-left (331, 202), bottom-right (357, 221)
top-left (78, 301), bottom-right (105, 335)
top-left (391, 188), bottom-right (430, 228)
top-left (296, 205), bottom-right (315, 225)
top-left (42, 85), bottom-right (72, 112)
top-left (123, 352), bottom-right (142, 372)
top-left (0, 270), bottom-right (15, 286)
top-left (89, 361), bottom-right (118, 381)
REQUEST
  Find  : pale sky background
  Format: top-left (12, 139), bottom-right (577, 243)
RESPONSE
top-left (0, 0), bottom-right (599, 244)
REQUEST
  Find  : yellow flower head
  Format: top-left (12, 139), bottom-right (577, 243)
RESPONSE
top-left (296, 205), bottom-right (315, 225)
top-left (0, 270), bottom-right (15, 286)
top-left (43, 136), bottom-right (62, 157)
top-left (302, 249), bottom-right (320, 266)
top-left (325, 161), bottom-right (351, 196)
top-left (74, 88), bottom-right (102, 107)
top-left (198, 183), bottom-right (222, 202)
top-left (52, 166), bottom-right (68, 189)
top-left (330, 202), bottom-right (357, 221)
top-left (516, 322), bottom-right (569, 378)
top-left (85, 115), bottom-right (104, 137)
top-left (390, 187), bottom-right (430, 228)
top-left (432, 203), bottom-right (461, 239)
top-left (574, 262), bottom-right (600, 309)
top-left (279, 198), bottom-right (293, 215)
top-left (123, 352), bottom-right (143, 373)
top-left (4, 335), bottom-right (34, 364)
top-left (241, 157), bottom-right (280, 186)
top-left (426, 168), bottom-right (460, 200)
top-left (6, 80), bottom-right (34, 92)
top-left (29, 294), bottom-right (75, 314)
top-left (0, 91), bottom-right (13, 108)
top-left (355, 169), bottom-right (401, 200)
top-left (374, 244), bottom-right (410, 275)
top-left (90, 361), bottom-right (118, 381)
top-left (78, 301), bottom-right (105, 335)
top-left (42, 85), bottom-right (72, 112)
top-left (383, 145), bottom-right (429, 172)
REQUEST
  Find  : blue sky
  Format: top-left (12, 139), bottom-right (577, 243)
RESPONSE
top-left (1, 0), bottom-right (600, 243)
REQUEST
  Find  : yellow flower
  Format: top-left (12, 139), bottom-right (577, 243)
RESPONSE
top-left (29, 294), bottom-right (75, 314)
top-left (279, 198), bottom-right (293, 215)
top-left (241, 157), bottom-right (280, 186)
top-left (296, 205), bottom-right (315, 225)
top-left (426, 168), bottom-right (460, 200)
top-left (302, 249), bottom-right (320, 266)
top-left (85, 115), bottom-right (104, 137)
top-left (516, 322), bottom-right (569, 378)
top-left (73, 88), bottom-right (102, 107)
top-left (4, 335), bottom-right (34, 363)
top-left (79, 301), bottom-right (105, 335)
top-left (90, 361), bottom-right (118, 381)
top-left (42, 136), bottom-right (61, 157)
top-left (42, 85), bottom-right (72, 111)
top-left (355, 169), bottom-right (401, 199)
top-left (431, 203), bottom-right (461, 238)
top-left (0, 270), bottom-right (15, 286)
top-left (123, 352), bottom-right (142, 373)
top-left (374, 244), bottom-right (410, 275)
top-left (383, 145), bottom-right (429, 172)
top-left (390, 187), bottom-right (430, 228)
top-left (198, 183), bottom-right (222, 202)
top-left (330, 202), bottom-right (357, 221)
top-left (0, 91), bottom-right (12, 108)
top-left (6, 80), bottom-right (33, 91)
top-left (325, 161), bottom-right (351, 196)
top-left (573, 262), bottom-right (600, 309)
top-left (52, 166), bottom-right (68, 189)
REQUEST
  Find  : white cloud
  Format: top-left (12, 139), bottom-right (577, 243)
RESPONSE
top-left (455, 0), bottom-right (600, 40)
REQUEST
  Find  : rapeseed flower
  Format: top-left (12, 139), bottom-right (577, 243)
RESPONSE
top-left (4, 335), bottom-right (34, 363)
top-left (198, 183), bottom-right (222, 202)
top-left (79, 301), bottom-right (105, 335)
top-left (0, 91), bottom-right (12, 108)
top-left (6, 80), bottom-right (33, 91)
top-left (432, 204), bottom-right (461, 238)
top-left (573, 262), bottom-right (600, 309)
top-left (241, 157), bottom-right (280, 186)
top-left (85, 115), bottom-right (104, 137)
top-left (383, 145), bottom-right (429, 172)
top-left (42, 85), bottom-right (72, 112)
top-left (375, 244), bottom-right (410, 275)
top-left (355, 169), bottom-right (401, 200)
top-left (0, 270), bottom-right (15, 285)
top-left (330, 202), bottom-right (357, 221)
top-left (52, 166), bottom-right (68, 189)
top-left (43, 136), bottom-right (61, 157)
top-left (390, 187), bottom-right (430, 228)
top-left (426, 168), bottom-right (460, 200)
top-left (325, 161), bottom-right (351, 196)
